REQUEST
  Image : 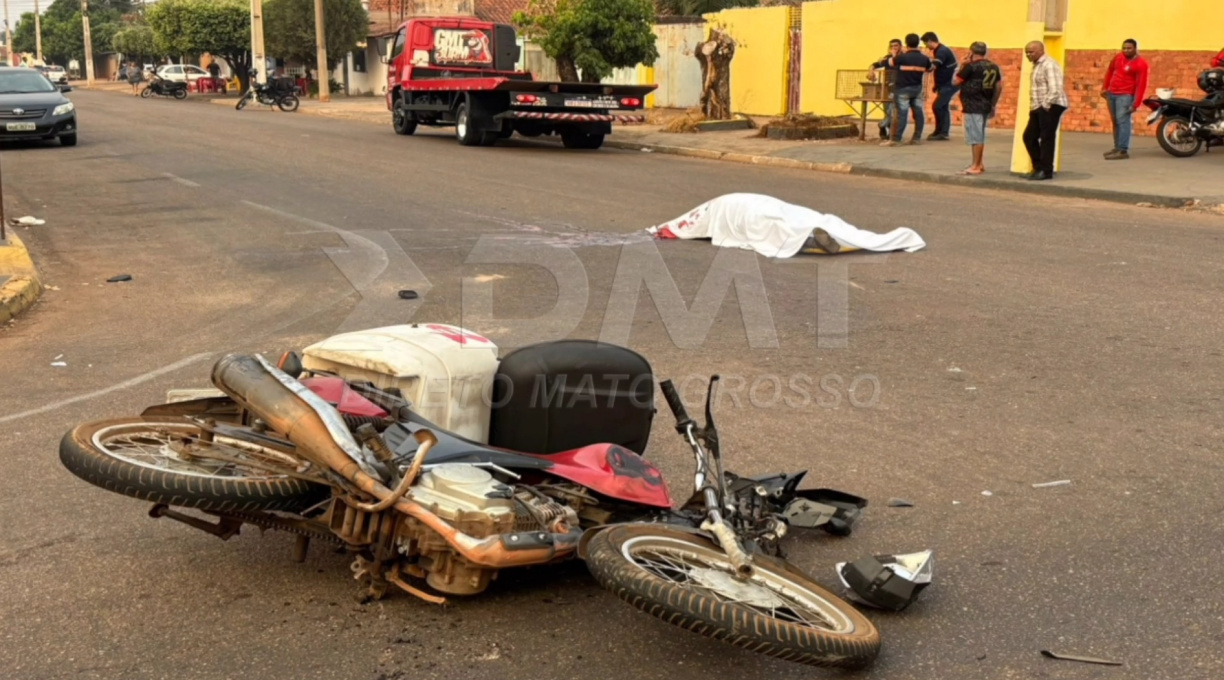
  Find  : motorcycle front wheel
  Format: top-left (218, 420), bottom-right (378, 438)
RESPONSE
top-left (585, 524), bottom-right (881, 670)
top-left (277, 95), bottom-right (300, 113)
top-left (236, 93), bottom-right (250, 111)
top-left (1156, 116), bottom-right (1203, 157)
top-left (140, 87), bottom-right (152, 99)
top-left (59, 417), bottom-right (328, 513)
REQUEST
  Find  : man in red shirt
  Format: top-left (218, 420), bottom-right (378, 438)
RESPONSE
top-left (1100, 38), bottom-right (1149, 160)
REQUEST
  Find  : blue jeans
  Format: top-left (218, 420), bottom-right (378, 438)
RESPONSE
top-left (1107, 93), bottom-right (1134, 151)
top-left (892, 86), bottom-right (924, 142)
top-left (932, 83), bottom-right (959, 136)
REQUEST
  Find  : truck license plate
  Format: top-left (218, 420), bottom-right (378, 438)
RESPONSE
top-left (6, 122), bottom-right (35, 131)
top-left (564, 99), bottom-right (595, 108)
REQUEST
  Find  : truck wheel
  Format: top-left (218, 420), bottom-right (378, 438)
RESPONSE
top-left (561, 130), bottom-right (605, 150)
top-left (456, 103), bottom-right (488, 146)
top-left (393, 102), bottom-right (417, 135)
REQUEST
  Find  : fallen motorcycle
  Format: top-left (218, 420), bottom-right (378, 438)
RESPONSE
top-left (59, 325), bottom-right (932, 670)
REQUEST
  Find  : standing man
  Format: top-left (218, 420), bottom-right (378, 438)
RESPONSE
top-left (954, 42), bottom-right (1003, 175)
top-left (1100, 39), bottom-right (1149, 160)
top-left (869, 38), bottom-right (903, 140)
top-left (922, 31), bottom-right (958, 140)
top-left (882, 34), bottom-right (932, 147)
top-left (1022, 41), bottom-right (1069, 181)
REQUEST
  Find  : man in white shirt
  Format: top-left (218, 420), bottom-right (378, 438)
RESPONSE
top-left (1021, 41), bottom-right (1069, 181)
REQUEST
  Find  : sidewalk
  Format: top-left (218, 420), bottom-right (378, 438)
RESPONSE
top-left (85, 85), bottom-right (1224, 210)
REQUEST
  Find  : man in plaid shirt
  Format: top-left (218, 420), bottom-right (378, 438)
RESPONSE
top-left (1022, 41), bottom-right (1069, 181)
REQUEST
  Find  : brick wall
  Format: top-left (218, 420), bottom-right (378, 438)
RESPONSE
top-left (1062, 50), bottom-right (1218, 135)
top-left (911, 48), bottom-right (1218, 135)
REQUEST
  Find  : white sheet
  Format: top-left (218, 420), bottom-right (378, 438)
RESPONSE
top-left (646, 193), bottom-right (926, 258)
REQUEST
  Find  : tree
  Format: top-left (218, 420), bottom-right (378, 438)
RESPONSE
top-left (147, 0), bottom-right (252, 90)
top-left (264, 0), bottom-right (368, 72)
top-left (12, 0), bottom-right (130, 64)
top-left (515, 0), bottom-right (659, 83)
top-left (112, 25), bottom-right (160, 62)
top-left (697, 27), bottom-right (735, 120)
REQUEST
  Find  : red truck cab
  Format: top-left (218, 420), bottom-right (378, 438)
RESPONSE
top-left (383, 17), bottom-right (656, 149)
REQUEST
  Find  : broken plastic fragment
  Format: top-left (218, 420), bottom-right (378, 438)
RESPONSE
top-left (1032, 480), bottom-right (1071, 488)
top-left (1042, 650), bottom-right (1121, 665)
top-left (887, 498), bottom-right (914, 508)
top-left (397, 289), bottom-right (419, 300)
top-left (10, 216), bottom-right (45, 226)
top-left (835, 550), bottom-right (934, 611)
top-left (107, 274), bottom-right (133, 283)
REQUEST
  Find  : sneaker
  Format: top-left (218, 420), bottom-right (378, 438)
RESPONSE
top-left (1103, 148), bottom-right (1120, 158)
top-left (1107, 151), bottom-right (1129, 160)
top-left (807, 228), bottom-right (842, 254)
top-left (907, 138), bottom-right (923, 145)
top-left (928, 133), bottom-right (950, 141)
top-left (880, 140), bottom-right (898, 147)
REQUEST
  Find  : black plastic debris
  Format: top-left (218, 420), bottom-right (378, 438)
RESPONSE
top-left (107, 274), bottom-right (133, 283)
top-left (1040, 650), bottom-right (1122, 666)
top-left (888, 498), bottom-right (915, 508)
top-left (398, 290), bottom-right (419, 300)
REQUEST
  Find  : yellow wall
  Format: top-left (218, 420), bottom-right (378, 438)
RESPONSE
top-left (703, 6), bottom-right (791, 116)
top-left (1064, 0), bottom-right (1221, 51)
top-left (799, 0), bottom-right (1032, 116)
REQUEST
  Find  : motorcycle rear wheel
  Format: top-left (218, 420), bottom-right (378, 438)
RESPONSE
top-left (585, 524), bottom-right (881, 670)
top-left (173, 87), bottom-right (187, 100)
top-left (59, 416), bottom-right (328, 512)
top-left (278, 95), bottom-right (300, 113)
top-left (1156, 116), bottom-right (1203, 157)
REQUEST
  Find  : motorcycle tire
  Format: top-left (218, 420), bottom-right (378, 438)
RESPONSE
top-left (584, 524), bottom-right (881, 670)
top-left (1156, 116), bottom-right (1203, 158)
top-left (59, 416), bottom-right (329, 513)
top-left (236, 94), bottom-right (250, 111)
top-left (173, 88), bottom-right (187, 100)
top-left (277, 95), bottom-right (300, 113)
top-left (140, 87), bottom-right (152, 99)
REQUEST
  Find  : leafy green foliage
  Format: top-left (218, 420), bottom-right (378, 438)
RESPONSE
top-left (515, 0), bottom-right (659, 83)
top-left (112, 26), bottom-right (160, 61)
top-left (12, 0), bottom-right (133, 64)
top-left (264, 0), bottom-right (368, 70)
top-left (147, 0), bottom-right (252, 89)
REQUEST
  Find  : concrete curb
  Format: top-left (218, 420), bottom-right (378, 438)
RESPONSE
top-left (602, 136), bottom-right (1206, 209)
top-left (0, 231), bottom-right (44, 324)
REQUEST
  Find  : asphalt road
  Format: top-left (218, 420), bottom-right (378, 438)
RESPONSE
top-left (2, 90), bottom-right (1223, 680)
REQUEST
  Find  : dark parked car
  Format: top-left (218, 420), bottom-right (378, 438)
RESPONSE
top-left (0, 66), bottom-right (77, 146)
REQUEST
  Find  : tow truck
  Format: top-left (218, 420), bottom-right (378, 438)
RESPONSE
top-left (380, 17), bottom-right (657, 149)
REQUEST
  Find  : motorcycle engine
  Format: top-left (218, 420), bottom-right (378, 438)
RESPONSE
top-left (395, 464), bottom-right (576, 596)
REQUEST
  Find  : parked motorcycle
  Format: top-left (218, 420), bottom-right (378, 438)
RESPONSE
top-left (141, 74), bottom-right (188, 100)
top-left (235, 70), bottom-right (300, 112)
top-left (58, 326), bottom-right (933, 670)
top-left (1142, 67), bottom-right (1224, 157)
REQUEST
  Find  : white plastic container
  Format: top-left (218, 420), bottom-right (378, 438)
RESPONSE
top-left (301, 324), bottom-right (500, 443)
top-left (1156, 88), bottom-right (1176, 100)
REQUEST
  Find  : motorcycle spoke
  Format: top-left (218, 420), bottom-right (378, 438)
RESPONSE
top-left (93, 425), bottom-right (303, 480)
top-left (624, 539), bottom-right (853, 633)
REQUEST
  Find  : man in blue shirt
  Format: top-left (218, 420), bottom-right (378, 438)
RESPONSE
top-left (922, 32), bottom-right (959, 141)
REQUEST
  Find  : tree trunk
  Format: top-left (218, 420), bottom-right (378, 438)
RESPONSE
top-left (579, 68), bottom-right (601, 84)
top-left (696, 28), bottom-right (735, 120)
top-left (224, 51), bottom-right (253, 93)
top-left (556, 55), bottom-right (579, 82)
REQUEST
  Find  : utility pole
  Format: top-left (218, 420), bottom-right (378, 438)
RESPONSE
top-left (250, 0), bottom-right (267, 85)
top-left (4, 0), bottom-right (13, 66)
top-left (34, 0), bottom-right (41, 63)
top-left (81, 0), bottom-right (94, 85)
top-left (314, 0), bottom-right (329, 103)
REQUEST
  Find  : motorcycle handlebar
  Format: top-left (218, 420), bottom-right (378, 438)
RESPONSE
top-left (659, 380), bottom-right (695, 431)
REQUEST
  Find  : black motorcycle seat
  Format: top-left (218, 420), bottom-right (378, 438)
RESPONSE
top-left (1162, 97), bottom-right (1224, 109)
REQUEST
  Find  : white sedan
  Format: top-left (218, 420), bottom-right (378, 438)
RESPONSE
top-left (155, 64), bottom-right (212, 83)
